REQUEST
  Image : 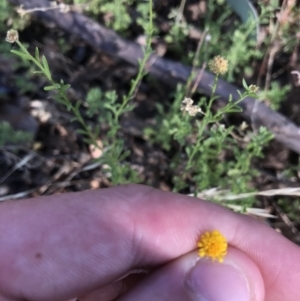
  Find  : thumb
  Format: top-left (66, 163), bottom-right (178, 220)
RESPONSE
top-left (118, 247), bottom-right (265, 301)
top-left (185, 247), bottom-right (264, 301)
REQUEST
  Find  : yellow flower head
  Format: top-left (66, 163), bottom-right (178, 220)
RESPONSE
top-left (6, 29), bottom-right (19, 43)
top-left (198, 230), bottom-right (227, 263)
top-left (208, 55), bottom-right (228, 75)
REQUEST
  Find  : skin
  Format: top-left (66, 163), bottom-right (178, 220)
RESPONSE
top-left (0, 184), bottom-right (299, 301)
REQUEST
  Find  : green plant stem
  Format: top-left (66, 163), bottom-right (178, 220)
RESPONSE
top-left (109, 0), bottom-right (153, 149)
top-left (15, 40), bottom-right (99, 148)
top-left (116, 0), bottom-right (153, 119)
top-left (186, 74), bottom-right (219, 168)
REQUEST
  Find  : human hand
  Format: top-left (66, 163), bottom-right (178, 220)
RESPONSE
top-left (0, 185), bottom-right (299, 301)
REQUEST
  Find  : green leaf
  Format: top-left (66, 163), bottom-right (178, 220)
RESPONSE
top-left (41, 55), bottom-right (51, 79)
top-left (70, 117), bottom-right (78, 123)
top-left (42, 55), bottom-right (49, 69)
top-left (75, 101), bottom-right (81, 110)
top-left (44, 85), bottom-right (57, 91)
top-left (122, 104), bottom-right (135, 113)
top-left (225, 0), bottom-right (259, 40)
top-left (35, 47), bottom-right (40, 60)
top-left (119, 150), bottom-right (130, 161)
top-left (76, 129), bottom-right (89, 135)
top-left (62, 84), bottom-right (71, 90)
top-left (10, 50), bottom-right (29, 60)
top-left (242, 78), bottom-right (248, 90)
top-left (44, 83), bottom-right (60, 91)
top-left (66, 103), bottom-right (72, 111)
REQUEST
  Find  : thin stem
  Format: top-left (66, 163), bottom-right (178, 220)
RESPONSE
top-left (186, 74), bottom-right (219, 168)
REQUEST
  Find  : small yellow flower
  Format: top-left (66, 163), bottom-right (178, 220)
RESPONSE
top-left (198, 230), bottom-right (227, 262)
top-left (208, 55), bottom-right (228, 75)
top-left (6, 29), bottom-right (19, 43)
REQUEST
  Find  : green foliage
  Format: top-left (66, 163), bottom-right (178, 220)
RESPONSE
top-left (5, 0), bottom-right (298, 214)
top-left (136, 2), bottom-right (156, 32)
top-left (74, 0), bottom-right (133, 32)
top-left (258, 0), bottom-right (280, 24)
top-left (0, 1), bottom-right (9, 25)
top-left (0, 2), bottom-right (30, 32)
top-left (96, 0), bottom-right (133, 32)
top-left (195, 0), bottom-right (262, 82)
top-left (278, 198), bottom-right (300, 221)
top-left (164, 8), bottom-right (190, 45)
top-left (8, 0), bottom-right (154, 185)
top-left (258, 82), bottom-right (291, 110)
top-left (144, 85), bottom-right (190, 150)
top-left (0, 122), bottom-right (32, 147)
top-left (224, 20), bottom-right (261, 81)
top-left (145, 76), bottom-right (273, 204)
top-left (73, 0), bottom-right (158, 34)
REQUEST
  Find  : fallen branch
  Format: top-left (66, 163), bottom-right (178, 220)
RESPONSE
top-left (8, 0), bottom-right (300, 154)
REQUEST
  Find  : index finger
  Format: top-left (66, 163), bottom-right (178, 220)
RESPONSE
top-left (0, 184), bottom-right (299, 301)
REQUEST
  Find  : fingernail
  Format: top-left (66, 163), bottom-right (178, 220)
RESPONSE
top-left (185, 260), bottom-right (250, 301)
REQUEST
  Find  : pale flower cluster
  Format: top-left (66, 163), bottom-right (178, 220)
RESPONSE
top-left (249, 84), bottom-right (259, 93)
top-left (180, 98), bottom-right (202, 116)
top-left (208, 55), bottom-right (228, 75)
top-left (6, 29), bottom-right (19, 43)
